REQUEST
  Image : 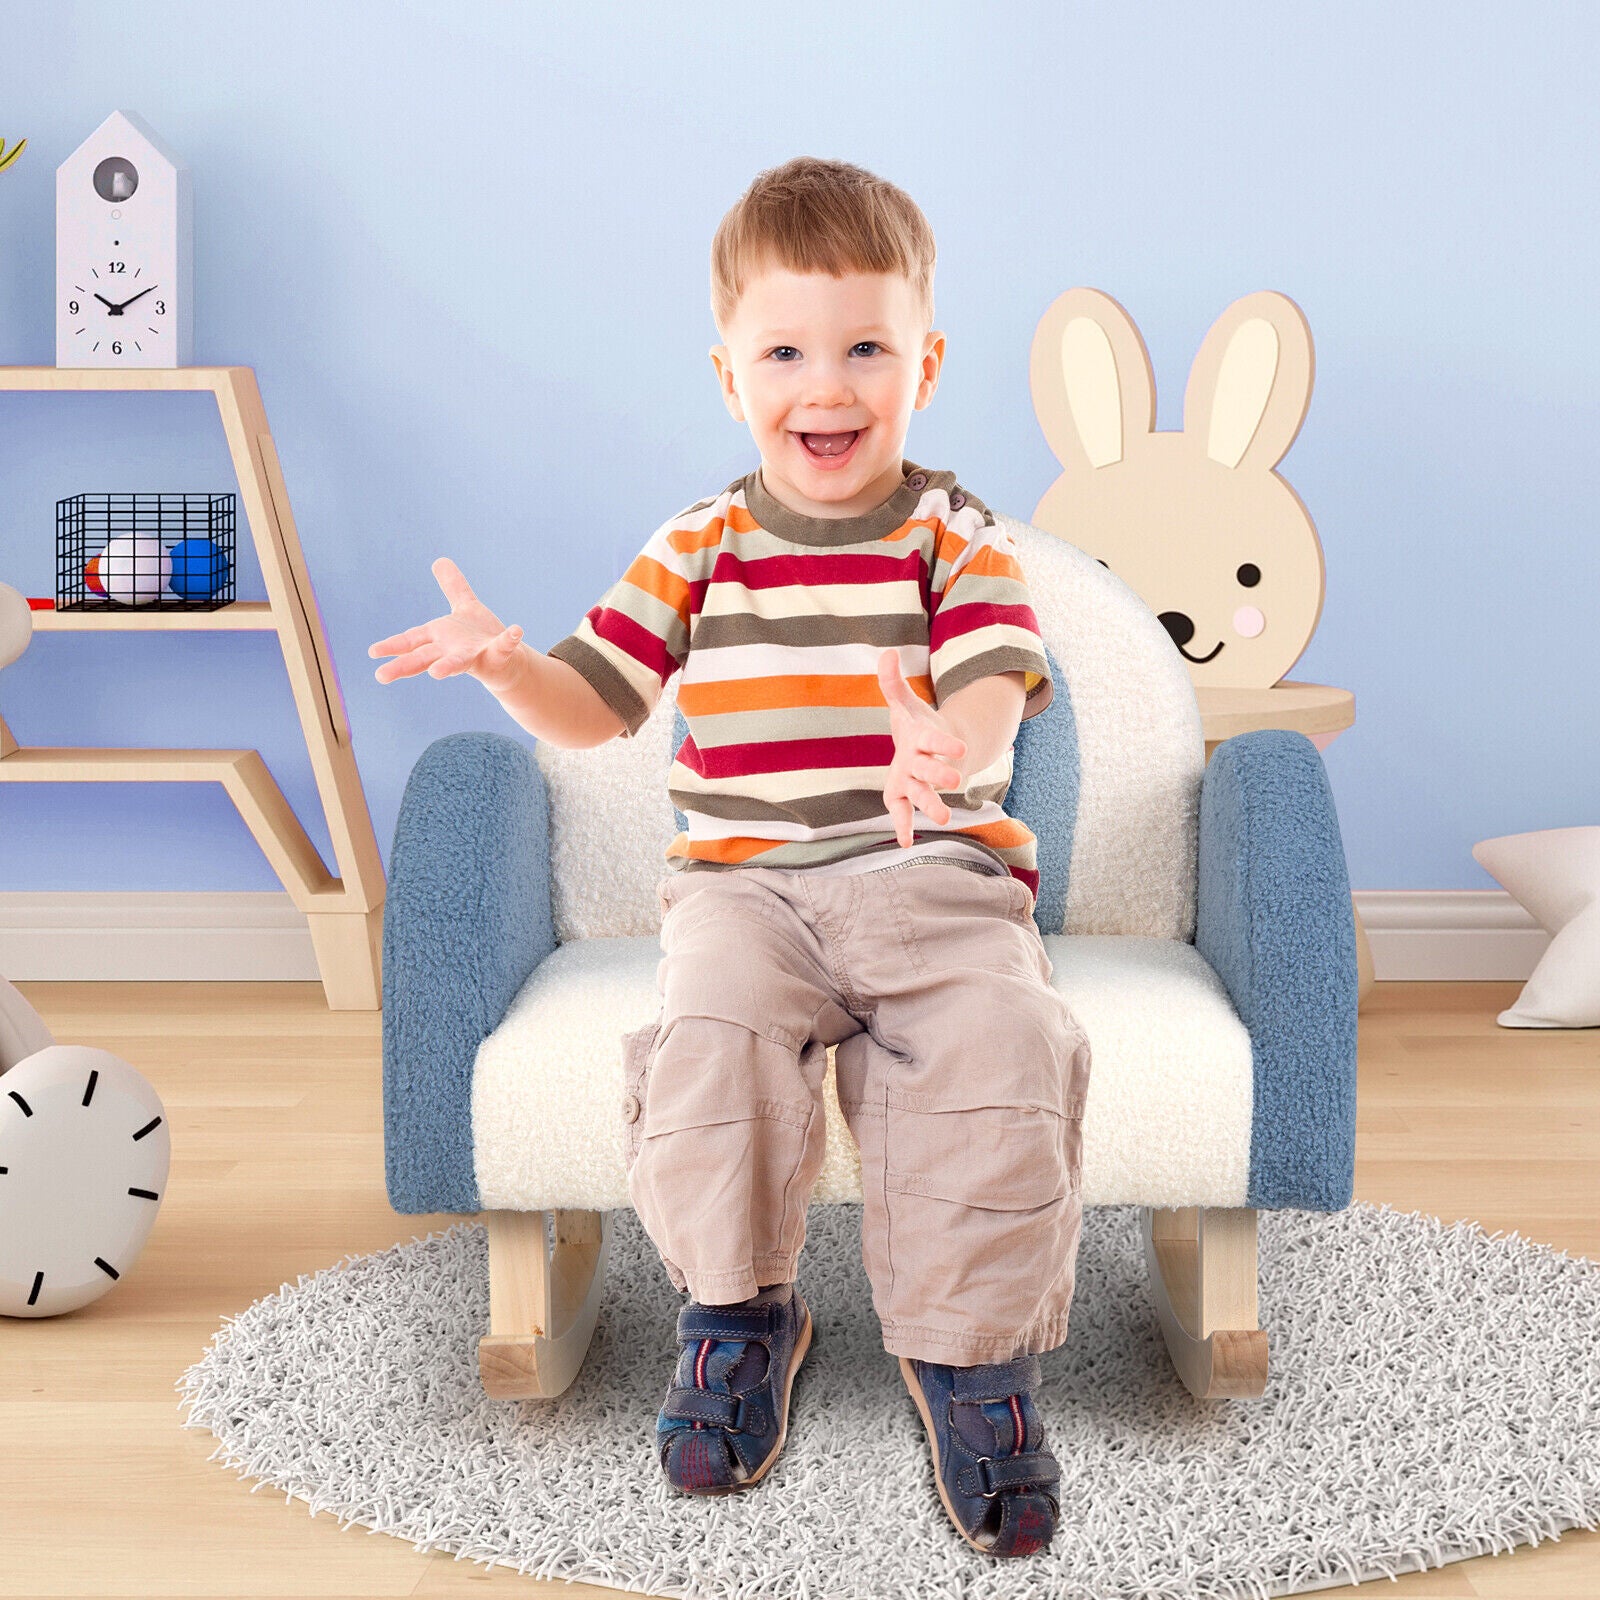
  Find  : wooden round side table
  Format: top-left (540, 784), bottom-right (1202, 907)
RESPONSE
top-left (1194, 680), bottom-right (1374, 1006)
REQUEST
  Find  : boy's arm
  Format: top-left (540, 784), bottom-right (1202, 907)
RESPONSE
top-left (486, 644), bottom-right (627, 748)
top-left (535, 549), bottom-right (692, 745)
top-left (928, 502), bottom-right (1053, 781)
top-left (939, 671), bottom-right (1025, 786)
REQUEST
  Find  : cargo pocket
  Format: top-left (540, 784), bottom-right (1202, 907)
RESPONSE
top-left (881, 1092), bottom-right (1080, 1335)
top-left (627, 1015), bottom-right (821, 1272)
top-left (619, 1014), bottom-right (662, 1173)
top-left (885, 1098), bottom-right (1073, 1211)
top-left (882, 1012), bottom-right (1088, 1213)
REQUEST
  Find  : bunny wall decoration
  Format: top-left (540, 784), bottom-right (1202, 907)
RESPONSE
top-left (1030, 288), bottom-right (1322, 689)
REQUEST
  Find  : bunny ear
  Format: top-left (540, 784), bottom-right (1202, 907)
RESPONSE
top-left (1030, 287), bottom-right (1155, 472)
top-left (1182, 291), bottom-right (1314, 471)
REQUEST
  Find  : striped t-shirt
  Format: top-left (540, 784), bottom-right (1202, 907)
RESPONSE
top-left (544, 460), bottom-right (1054, 898)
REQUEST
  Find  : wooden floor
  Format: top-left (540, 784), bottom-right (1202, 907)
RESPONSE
top-left (2, 980), bottom-right (1596, 1598)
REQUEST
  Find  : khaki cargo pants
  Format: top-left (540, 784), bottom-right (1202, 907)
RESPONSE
top-left (618, 859), bottom-right (1092, 1366)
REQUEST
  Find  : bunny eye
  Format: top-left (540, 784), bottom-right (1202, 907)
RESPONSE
top-left (1236, 563), bottom-right (1261, 587)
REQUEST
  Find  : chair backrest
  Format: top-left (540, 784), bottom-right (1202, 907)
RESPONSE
top-left (537, 516), bottom-right (1203, 944)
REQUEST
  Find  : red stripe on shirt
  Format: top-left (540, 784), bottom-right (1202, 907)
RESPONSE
top-left (586, 603), bottom-right (678, 681)
top-left (709, 547), bottom-right (929, 590)
top-left (689, 733), bottom-right (897, 779)
top-left (930, 599), bottom-right (1041, 643)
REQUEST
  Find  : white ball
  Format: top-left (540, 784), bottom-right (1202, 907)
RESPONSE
top-left (0, 582), bottom-right (31, 669)
top-left (99, 536), bottom-right (171, 606)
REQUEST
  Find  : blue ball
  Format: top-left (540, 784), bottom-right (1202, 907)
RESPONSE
top-left (166, 538), bottom-right (229, 599)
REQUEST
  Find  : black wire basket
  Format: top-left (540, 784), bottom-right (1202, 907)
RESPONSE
top-left (56, 493), bottom-right (237, 612)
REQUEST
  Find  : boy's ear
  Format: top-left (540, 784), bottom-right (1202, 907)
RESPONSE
top-left (915, 330), bottom-right (946, 410)
top-left (709, 344), bottom-right (746, 422)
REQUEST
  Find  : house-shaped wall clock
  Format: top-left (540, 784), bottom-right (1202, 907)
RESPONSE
top-left (57, 110), bottom-right (193, 368)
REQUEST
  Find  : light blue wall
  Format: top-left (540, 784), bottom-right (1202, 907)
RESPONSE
top-left (2, 1), bottom-right (1595, 894)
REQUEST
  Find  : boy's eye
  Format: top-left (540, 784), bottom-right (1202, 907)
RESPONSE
top-left (766, 342), bottom-right (883, 360)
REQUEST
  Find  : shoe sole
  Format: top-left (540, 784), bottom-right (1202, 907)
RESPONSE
top-left (677, 1298), bottom-right (813, 1496)
top-left (899, 1354), bottom-right (1027, 1556)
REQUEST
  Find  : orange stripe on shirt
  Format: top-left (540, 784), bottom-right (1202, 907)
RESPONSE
top-left (678, 672), bottom-right (936, 718)
top-left (626, 553), bottom-right (693, 616)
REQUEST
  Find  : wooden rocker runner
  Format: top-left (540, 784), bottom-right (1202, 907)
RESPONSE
top-left (475, 1204), bottom-right (1265, 1402)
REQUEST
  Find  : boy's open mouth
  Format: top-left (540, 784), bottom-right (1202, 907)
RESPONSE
top-left (797, 428), bottom-right (862, 461)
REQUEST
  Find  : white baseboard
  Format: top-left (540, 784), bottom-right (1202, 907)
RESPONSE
top-left (0, 888), bottom-right (1549, 984)
top-left (1354, 890), bottom-right (1547, 981)
top-left (0, 892), bottom-right (320, 981)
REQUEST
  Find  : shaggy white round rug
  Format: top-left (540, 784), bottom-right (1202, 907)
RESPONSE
top-left (176, 1202), bottom-right (1600, 1600)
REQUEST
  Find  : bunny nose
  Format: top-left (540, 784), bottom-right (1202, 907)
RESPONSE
top-left (1157, 611), bottom-right (1194, 648)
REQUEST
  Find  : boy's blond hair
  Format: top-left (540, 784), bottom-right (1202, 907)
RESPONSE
top-left (710, 157), bottom-right (936, 335)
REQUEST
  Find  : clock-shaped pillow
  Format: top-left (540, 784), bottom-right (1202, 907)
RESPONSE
top-left (1, 984), bottom-right (170, 1318)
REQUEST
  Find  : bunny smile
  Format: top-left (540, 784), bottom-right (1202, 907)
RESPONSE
top-left (1158, 610), bottom-right (1224, 664)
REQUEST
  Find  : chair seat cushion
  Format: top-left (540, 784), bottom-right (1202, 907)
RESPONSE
top-left (470, 935), bottom-right (1253, 1214)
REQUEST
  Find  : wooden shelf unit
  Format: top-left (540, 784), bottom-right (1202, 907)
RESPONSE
top-left (0, 366), bottom-right (384, 1009)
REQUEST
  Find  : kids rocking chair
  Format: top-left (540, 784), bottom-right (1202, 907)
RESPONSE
top-left (379, 512), bottom-right (1359, 1406)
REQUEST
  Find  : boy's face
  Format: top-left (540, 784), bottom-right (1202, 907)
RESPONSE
top-left (710, 265), bottom-right (944, 519)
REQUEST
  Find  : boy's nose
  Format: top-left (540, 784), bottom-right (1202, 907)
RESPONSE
top-left (799, 368), bottom-right (855, 404)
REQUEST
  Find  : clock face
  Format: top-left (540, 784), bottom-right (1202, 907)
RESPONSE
top-left (0, 1044), bottom-right (170, 1318)
top-left (63, 253), bottom-right (170, 361)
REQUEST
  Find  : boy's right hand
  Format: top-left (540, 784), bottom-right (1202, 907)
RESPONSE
top-left (368, 557), bottom-right (526, 695)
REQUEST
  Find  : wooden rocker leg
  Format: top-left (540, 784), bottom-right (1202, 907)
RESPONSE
top-left (478, 1208), bottom-right (613, 1399)
top-left (1140, 1205), bottom-right (1269, 1399)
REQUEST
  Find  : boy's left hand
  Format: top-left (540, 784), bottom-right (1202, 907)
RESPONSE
top-left (877, 648), bottom-right (967, 848)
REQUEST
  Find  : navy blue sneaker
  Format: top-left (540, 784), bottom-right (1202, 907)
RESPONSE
top-left (656, 1284), bottom-right (813, 1494)
top-left (899, 1353), bottom-right (1060, 1557)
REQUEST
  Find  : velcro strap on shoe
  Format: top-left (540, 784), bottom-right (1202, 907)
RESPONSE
top-left (661, 1386), bottom-right (741, 1427)
top-left (676, 1302), bottom-right (780, 1343)
top-left (959, 1450), bottom-right (1062, 1498)
top-left (949, 1354), bottom-right (1041, 1403)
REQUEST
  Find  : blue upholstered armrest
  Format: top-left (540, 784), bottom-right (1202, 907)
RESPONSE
top-left (382, 731), bottom-right (555, 1214)
top-left (1196, 729), bottom-right (1358, 1212)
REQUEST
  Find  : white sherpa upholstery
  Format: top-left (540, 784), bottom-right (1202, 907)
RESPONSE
top-left (481, 517), bottom-right (1231, 1215)
top-left (471, 934), bottom-right (1253, 1213)
top-left (536, 517), bottom-right (1204, 943)
top-left (995, 514), bottom-right (1204, 938)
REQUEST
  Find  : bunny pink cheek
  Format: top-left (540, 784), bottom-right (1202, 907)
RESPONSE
top-left (1233, 606), bottom-right (1266, 639)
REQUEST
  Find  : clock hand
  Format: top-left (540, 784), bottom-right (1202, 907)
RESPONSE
top-left (110, 284), bottom-right (159, 313)
top-left (94, 292), bottom-right (118, 310)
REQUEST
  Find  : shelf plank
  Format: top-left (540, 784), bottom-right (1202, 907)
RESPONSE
top-left (30, 601), bottom-right (277, 631)
top-left (1195, 679), bottom-right (1355, 743)
top-left (0, 365), bottom-right (249, 392)
top-left (0, 745), bottom-right (339, 906)
top-left (0, 746), bottom-right (260, 779)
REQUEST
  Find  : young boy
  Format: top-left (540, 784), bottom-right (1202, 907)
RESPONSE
top-left (369, 157), bottom-right (1091, 1560)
